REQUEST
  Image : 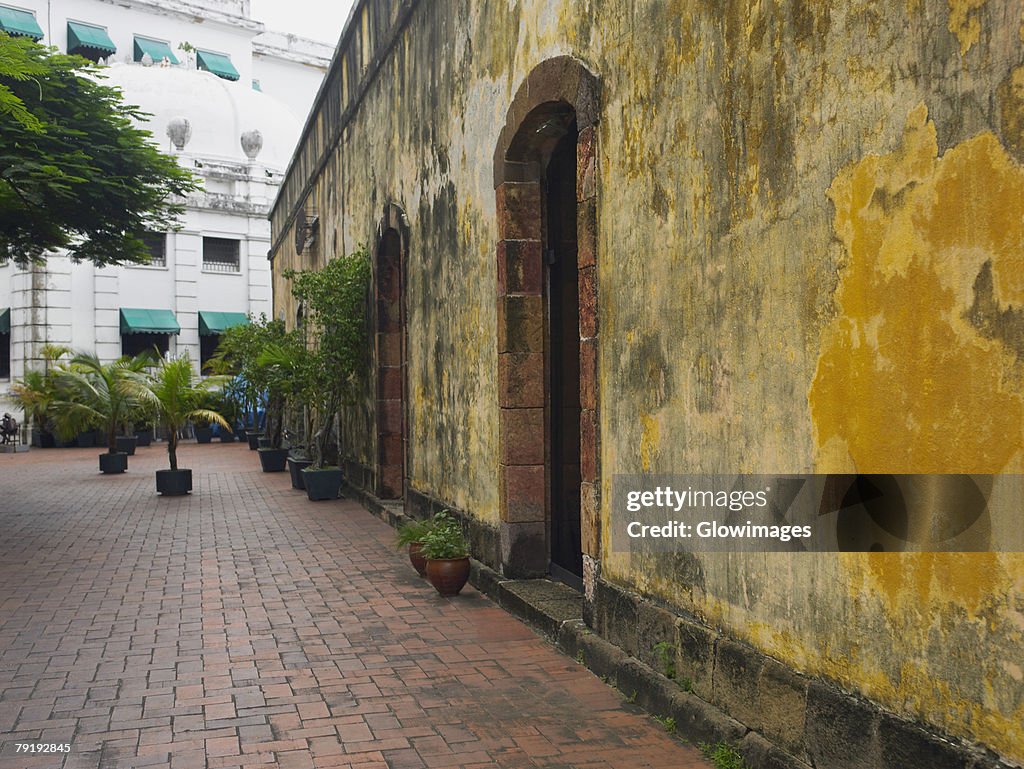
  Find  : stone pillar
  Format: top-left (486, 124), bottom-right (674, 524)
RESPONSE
top-left (496, 180), bottom-right (548, 577)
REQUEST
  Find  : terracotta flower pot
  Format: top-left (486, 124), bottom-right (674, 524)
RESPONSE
top-left (408, 542), bottom-right (427, 577)
top-left (425, 557), bottom-right (470, 596)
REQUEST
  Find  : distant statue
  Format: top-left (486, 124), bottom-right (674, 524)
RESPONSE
top-left (1, 413), bottom-right (18, 445)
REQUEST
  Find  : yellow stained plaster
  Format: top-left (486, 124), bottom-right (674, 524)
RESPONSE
top-left (805, 103), bottom-right (1024, 758)
top-left (639, 413), bottom-right (661, 473)
top-left (948, 0), bottom-right (988, 55)
top-left (811, 103), bottom-right (1024, 476)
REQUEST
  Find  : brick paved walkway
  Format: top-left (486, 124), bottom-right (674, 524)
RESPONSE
top-left (0, 443), bottom-right (710, 769)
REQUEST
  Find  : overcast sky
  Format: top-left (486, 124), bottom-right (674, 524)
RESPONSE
top-left (250, 0), bottom-right (357, 45)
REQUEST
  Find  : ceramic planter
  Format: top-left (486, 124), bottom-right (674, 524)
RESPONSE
top-left (156, 468), bottom-right (192, 496)
top-left (135, 430), bottom-right (152, 447)
top-left (287, 456), bottom-right (313, 489)
top-left (301, 467), bottom-right (343, 501)
top-left (408, 542), bottom-right (427, 577)
top-left (115, 436), bottom-right (137, 456)
top-left (194, 426), bottom-right (213, 444)
top-left (258, 447), bottom-right (288, 472)
top-left (425, 557), bottom-right (471, 596)
top-left (247, 433), bottom-right (261, 450)
top-left (99, 451), bottom-right (128, 474)
top-left (77, 430), bottom-right (96, 448)
top-left (218, 431), bottom-right (235, 442)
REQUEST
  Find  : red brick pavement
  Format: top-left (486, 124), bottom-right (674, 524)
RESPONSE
top-left (0, 443), bottom-right (710, 769)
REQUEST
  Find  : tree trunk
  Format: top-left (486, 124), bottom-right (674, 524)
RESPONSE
top-left (168, 431), bottom-right (178, 471)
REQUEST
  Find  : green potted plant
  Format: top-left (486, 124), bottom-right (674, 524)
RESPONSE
top-left (396, 517), bottom-right (435, 576)
top-left (128, 354), bottom-right (229, 495)
top-left (285, 245), bottom-right (371, 501)
top-left (256, 334), bottom-right (313, 488)
top-left (193, 403), bottom-right (215, 443)
top-left (10, 345), bottom-right (71, 448)
top-left (209, 316), bottom-right (288, 467)
top-left (49, 351), bottom-right (153, 474)
top-left (420, 511), bottom-right (471, 596)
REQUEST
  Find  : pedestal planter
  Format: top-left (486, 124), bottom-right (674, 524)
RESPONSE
top-left (99, 451), bottom-right (128, 474)
top-left (115, 436), bottom-right (138, 456)
top-left (301, 467), bottom-right (343, 501)
top-left (258, 447), bottom-right (288, 472)
top-left (287, 457), bottom-right (313, 489)
top-left (409, 542), bottom-right (427, 577)
top-left (247, 433), bottom-right (262, 450)
top-left (135, 430), bottom-right (152, 447)
top-left (425, 557), bottom-right (471, 596)
top-left (156, 468), bottom-right (192, 496)
top-left (194, 427), bottom-right (213, 444)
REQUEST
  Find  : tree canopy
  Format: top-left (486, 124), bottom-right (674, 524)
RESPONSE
top-left (0, 33), bottom-right (199, 266)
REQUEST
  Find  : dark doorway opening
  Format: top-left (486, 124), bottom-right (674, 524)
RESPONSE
top-left (546, 122), bottom-right (582, 589)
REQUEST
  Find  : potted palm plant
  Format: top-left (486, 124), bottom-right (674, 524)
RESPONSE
top-left (420, 511), bottom-right (471, 596)
top-left (255, 334), bottom-right (312, 487)
top-left (10, 345), bottom-right (71, 447)
top-left (128, 354), bottom-right (229, 495)
top-left (285, 246), bottom-right (371, 501)
top-left (49, 352), bottom-right (153, 474)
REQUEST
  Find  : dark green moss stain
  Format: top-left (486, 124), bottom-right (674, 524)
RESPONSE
top-left (651, 180), bottom-right (670, 219)
top-left (966, 260), bottom-right (1024, 359)
top-left (792, 0), bottom-right (830, 45)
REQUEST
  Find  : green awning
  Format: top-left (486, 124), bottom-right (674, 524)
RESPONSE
top-left (120, 308), bottom-right (180, 335)
top-left (0, 308), bottom-right (9, 334)
top-left (199, 311), bottom-right (249, 336)
top-left (0, 7), bottom-right (43, 40)
top-left (133, 36), bottom-right (178, 65)
top-left (196, 49), bottom-right (239, 81)
top-left (67, 21), bottom-right (116, 57)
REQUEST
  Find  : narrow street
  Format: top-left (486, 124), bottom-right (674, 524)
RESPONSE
top-left (0, 443), bottom-right (709, 769)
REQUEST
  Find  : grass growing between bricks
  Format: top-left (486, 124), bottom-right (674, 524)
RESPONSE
top-left (699, 742), bottom-right (751, 769)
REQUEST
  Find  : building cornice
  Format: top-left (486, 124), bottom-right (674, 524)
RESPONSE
top-left (96, 0), bottom-right (265, 34)
top-left (253, 32), bottom-right (331, 70)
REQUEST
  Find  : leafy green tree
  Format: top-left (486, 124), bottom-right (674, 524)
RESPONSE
top-left (0, 33), bottom-right (199, 266)
top-left (285, 246), bottom-right (372, 468)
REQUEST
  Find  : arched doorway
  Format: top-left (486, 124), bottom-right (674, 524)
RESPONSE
top-left (494, 57), bottom-right (600, 585)
top-left (375, 205), bottom-right (409, 500)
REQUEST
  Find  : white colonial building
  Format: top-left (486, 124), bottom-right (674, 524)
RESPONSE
top-left (0, 0), bottom-right (332, 418)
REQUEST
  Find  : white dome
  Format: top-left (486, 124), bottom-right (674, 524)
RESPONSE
top-left (100, 63), bottom-right (301, 169)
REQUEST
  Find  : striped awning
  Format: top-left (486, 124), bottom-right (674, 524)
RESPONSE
top-left (133, 36), bottom-right (179, 65)
top-left (0, 7), bottom-right (43, 40)
top-left (198, 311), bottom-right (249, 336)
top-left (196, 50), bottom-right (239, 81)
top-left (119, 308), bottom-right (180, 335)
top-left (67, 21), bottom-right (116, 58)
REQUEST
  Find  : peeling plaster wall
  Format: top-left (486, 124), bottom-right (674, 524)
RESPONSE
top-left (270, 0), bottom-right (1024, 759)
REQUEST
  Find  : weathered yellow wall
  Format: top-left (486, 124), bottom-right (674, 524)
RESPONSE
top-left (270, 0), bottom-right (1024, 759)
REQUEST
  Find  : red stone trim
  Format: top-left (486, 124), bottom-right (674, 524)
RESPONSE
top-left (374, 203), bottom-right (410, 501)
top-left (495, 57), bottom-right (600, 577)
